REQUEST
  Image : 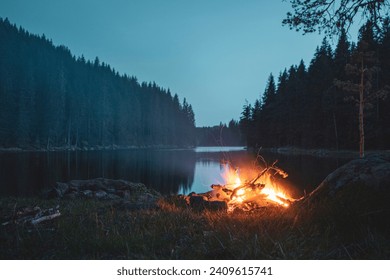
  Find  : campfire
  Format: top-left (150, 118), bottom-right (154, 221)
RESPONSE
top-left (190, 158), bottom-right (296, 212)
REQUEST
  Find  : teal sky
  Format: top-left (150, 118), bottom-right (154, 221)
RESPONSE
top-left (0, 0), bottom-right (343, 126)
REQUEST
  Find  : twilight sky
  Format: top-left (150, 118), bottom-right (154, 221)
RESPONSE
top-left (0, 0), bottom-right (337, 126)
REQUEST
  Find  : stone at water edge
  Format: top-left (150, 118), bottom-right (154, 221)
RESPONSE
top-left (291, 154), bottom-right (390, 234)
top-left (43, 178), bottom-right (162, 207)
top-left (94, 190), bottom-right (108, 199)
top-left (68, 179), bottom-right (104, 191)
top-left (55, 182), bottom-right (70, 196)
top-left (308, 154), bottom-right (390, 199)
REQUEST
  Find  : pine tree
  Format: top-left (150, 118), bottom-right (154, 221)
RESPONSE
top-left (262, 73), bottom-right (276, 107)
top-left (239, 102), bottom-right (253, 146)
top-left (0, 18), bottom-right (197, 149)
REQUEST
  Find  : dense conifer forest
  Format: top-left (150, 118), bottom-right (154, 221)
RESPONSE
top-left (0, 18), bottom-right (196, 149)
top-left (196, 120), bottom-right (244, 146)
top-left (240, 21), bottom-right (390, 150)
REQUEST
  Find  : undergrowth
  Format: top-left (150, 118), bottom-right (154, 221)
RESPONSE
top-left (0, 189), bottom-right (389, 259)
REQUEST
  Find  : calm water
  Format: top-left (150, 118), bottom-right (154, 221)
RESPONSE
top-left (0, 147), bottom-right (352, 198)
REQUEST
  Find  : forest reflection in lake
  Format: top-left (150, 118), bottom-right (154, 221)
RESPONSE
top-left (0, 147), bottom-right (351, 197)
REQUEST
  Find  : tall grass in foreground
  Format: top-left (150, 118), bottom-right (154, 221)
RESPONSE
top-left (0, 186), bottom-right (389, 259)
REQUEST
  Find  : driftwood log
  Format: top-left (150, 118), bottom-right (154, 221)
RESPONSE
top-left (2, 205), bottom-right (61, 226)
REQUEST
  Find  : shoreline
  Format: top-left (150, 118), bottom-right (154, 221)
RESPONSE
top-left (0, 144), bottom-right (196, 153)
top-left (1, 156), bottom-right (389, 259)
top-left (1, 144), bottom-right (390, 158)
top-left (256, 146), bottom-right (390, 159)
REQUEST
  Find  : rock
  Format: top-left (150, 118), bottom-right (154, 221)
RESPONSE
top-left (69, 179), bottom-right (104, 191)
top-left (116, 190), bottom-right (131, 199)
top-left (104, 188), bottom-right (116, 194)
top-left (137, 193), bottom-right (157, 203)
top-left (102, 179), bottom-right (128, 190)
top-left (308, 154), bottom-right (390, 199)
top-left (105, 193), bottom-right (122, 200)
top-left (298, 154), bottom-right (390, 232)
top-left (189, 195), bottom-right (227, 211)
top-left (44, 178), bottom-right (161, 205)
top-left (94, 190), bottom-right (107, 199)
top-left (63, 192), bottom-right (78, 200)
top-left (44, 182), bottom-right (69, 198)
top-left (81, 190), bottom-right (93, 198)
top-left (54, 182), bottom-right (70, 197)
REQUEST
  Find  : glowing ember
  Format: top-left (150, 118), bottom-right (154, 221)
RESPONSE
top-left (212, 162), bottom-right (294, 212)
top-left (260, 186), bottom-right (290, 207)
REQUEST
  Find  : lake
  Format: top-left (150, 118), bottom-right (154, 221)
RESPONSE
top-left (0, 147), bottom-right (352, 198)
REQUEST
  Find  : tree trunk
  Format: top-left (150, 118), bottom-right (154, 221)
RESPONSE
top-left (67, 117), bottom-right (71, 149)
top-left (359, 96), bottom-right (364, 158)
top-left (359, 59), bottom-right (365, 158)
top-left (46, 136), bottom-right (50, 150)
top-left (75, 127), bottom-right (79, 149)
top-left (333, 112), bottom-right (339, 151)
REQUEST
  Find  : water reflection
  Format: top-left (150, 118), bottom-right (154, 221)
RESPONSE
top-left (0, 147), bottom-right (352, 198)
top-left (0, 149), bottom-right (196, 196)
top-left (184, 149), bottom-right (351, 198)
top-left (259, 152), bottom-right (350, 197)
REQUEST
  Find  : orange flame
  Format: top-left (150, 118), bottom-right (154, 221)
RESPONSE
top-left (219, 165), bottom-right (292, 210)
top-left (222, 166), bottom-right (242, 188)
top-left (260, 185), bottom-right (290, 207)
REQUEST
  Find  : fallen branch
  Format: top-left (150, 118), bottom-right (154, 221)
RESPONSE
top-left (250, 161), bottom-right (288, 184)
top-left (2, 205), bottom-right (61, 226)
top-left (31, 211), bottom-right (61, 225)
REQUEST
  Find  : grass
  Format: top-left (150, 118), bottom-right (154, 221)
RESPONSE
top-left (1, 186), bottom-right (389, 259)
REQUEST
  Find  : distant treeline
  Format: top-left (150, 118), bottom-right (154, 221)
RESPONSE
top-left (196, 120), bottom-right (244, 146)
top-left (0, 18), bottom-right (196, 149)
top-left (240, 21), bottom-right (390, 150)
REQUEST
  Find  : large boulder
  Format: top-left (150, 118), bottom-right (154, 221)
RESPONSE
top-left (308, 154), bottom-right (390, 199)
top-left (296, 154), bottom-right (390, 233)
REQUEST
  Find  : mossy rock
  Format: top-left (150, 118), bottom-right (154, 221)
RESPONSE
top-left (295, 154), bottom-right (390, 234)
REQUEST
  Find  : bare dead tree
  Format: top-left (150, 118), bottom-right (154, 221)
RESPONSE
top-left (334, 40), bottom-right (389, 157)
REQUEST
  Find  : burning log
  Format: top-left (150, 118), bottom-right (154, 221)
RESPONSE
top-left (230, 183), bottom-right (265, 201)
top-left (209, 160), bottom-right (295, 211)
top-left (180, 156), bottom-right (296, 212)
top-left (209, 184), bottom-right (232, 201)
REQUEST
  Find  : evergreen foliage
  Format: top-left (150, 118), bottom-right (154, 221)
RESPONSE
top-left (0, 18), bottom-right (196, 149)
top-left (283, 0), bottom-right (390, 36)
top-left (196, 120), bottom-right (244, 146)
top-left (240, 21), bottom-right (390, 150)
